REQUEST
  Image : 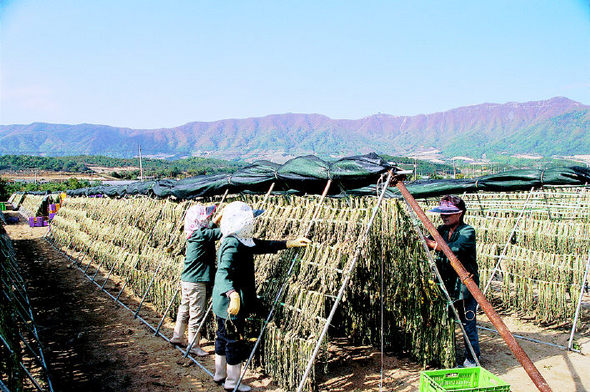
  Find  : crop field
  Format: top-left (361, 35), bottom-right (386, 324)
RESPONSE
top-left (44, 194), bottom-right (455, 391)
top-left (4, 186), bottom-right (590, 391)
top-left (421, 187), bottom-right (590, 326)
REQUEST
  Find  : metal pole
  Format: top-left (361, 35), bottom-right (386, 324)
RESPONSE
top-left (154, 286), bottom-right (179, 336)
top-left (133, 260), bottom-right (164, 317)
top-left (475, 192), bottom-right (485, 216)
top-left (402, 199), bottom-right (480, 366)
top-left (568, 248), bottom-right (590, 350)
top-left (90, 254), bottom-right (108, 281)
top-left (100, 255), bottom-right (120, 289)
top-left (235, 179), bottom-right (333, 392)
top-left (542, 187), bottom-right (553, 221)
top-left (395, 180), bottom-right (552, 392)
top-left (481, 187), bottom-right (535, 297)
top-left (139, 144), bottom-right (144, 182)
top-left (476, 325), bottom-right (580, 353)
top-left (183, 301), bottom-right (213, 357)
top-left (296, 172), bottom-right (393, 392)
top-left (303, 179), bottom-right (333, 235)
top-left (261, 182), bottom-right (275, 205)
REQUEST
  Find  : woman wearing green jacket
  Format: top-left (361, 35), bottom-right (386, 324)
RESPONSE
top-left (425, 195), bottom-right (480, 367)
top-left (170, 204), bottom-right (222, 356)
top-left (212, 201), bottom-right (310, 391)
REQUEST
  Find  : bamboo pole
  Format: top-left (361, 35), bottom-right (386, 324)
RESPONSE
top-left (396, 180), bottom-right (552, 392)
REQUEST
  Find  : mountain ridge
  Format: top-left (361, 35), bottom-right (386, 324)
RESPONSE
top-left (1, 97), bottom-right (588, 160)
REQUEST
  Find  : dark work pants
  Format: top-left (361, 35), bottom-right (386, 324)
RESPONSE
top-left (456, 295), bottom-right (481, 361)
top-left (215, 316), bottom-right (246, 365)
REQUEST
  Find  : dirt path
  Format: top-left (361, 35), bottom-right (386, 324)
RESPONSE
top-left (6, 212), bottom-right (220, 391)
top-left (4, 210), bottom-right (590, 391)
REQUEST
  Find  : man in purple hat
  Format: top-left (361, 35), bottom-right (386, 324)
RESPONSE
top-left (425, 195), bottom-right (481, 367)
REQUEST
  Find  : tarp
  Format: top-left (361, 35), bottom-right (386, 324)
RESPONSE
top-left (349, 166), bottom-right (590, 199)
top-left (59, 154), bottom-right (590, 201)
top-left (66, 153), bottom-right (396, 199)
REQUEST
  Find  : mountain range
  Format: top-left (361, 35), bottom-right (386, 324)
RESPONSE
top-left (1, 97), bottom-right (588, 161)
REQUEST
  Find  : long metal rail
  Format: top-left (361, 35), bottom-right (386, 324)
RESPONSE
top-left (44, 237), bottom-right (215, 378)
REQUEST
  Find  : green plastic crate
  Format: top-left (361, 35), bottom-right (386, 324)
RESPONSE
top-left (419, 367), bottom-right (510, 392)
top-left (0, 202), bottom-right (5, 211)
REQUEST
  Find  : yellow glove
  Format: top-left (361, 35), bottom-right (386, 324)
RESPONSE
top-left (286, 237), bottom-right (311, 248)
top-left (212, 208), bottom-right (223, 226)
top-left (227, 292), bottom-right (241, 316)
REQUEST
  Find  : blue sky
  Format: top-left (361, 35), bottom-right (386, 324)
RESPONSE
top-left (1, 0), bottom-right (589, 128)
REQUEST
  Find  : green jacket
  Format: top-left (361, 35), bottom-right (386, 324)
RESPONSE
top-left (213, 236), bottom-right (287, 320)
top-left (180, 223), bottom-right (222, 284)
top-left (435, 222), bottom-right (479, 300)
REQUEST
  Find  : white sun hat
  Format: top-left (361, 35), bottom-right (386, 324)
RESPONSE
top-left (220, 201), bottom-right (264, 247)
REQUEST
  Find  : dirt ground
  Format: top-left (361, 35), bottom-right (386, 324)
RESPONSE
top-left (4, 210), bottom-right (590, 391)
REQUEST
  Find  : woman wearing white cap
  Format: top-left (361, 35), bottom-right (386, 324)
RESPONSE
top-left (425, 195), bottom-right (480, 367)
top-left (170, 204), bottom-right (222, 356)
top-left (212, 201), bottom-right (310, 391)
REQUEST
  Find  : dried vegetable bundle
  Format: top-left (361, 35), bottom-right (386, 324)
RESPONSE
top-left (469, 215), bottom-right (590, 255)
top-left (241, 195), bottom-right (454, 390)
top-left (461, 188), bottom-right (590, 221)
top-left (51, 197), bottom-right (190, 316)
top-left (51, 193), bottom-right (456, 392)
top-left (346, 199), bottom-right (455, 366)
top-left (10, 193), bottom-right (26, 209)
top-left (19, 194), bottom-right (45, 217)
top-left (478, 243), bottom-right (587, 323)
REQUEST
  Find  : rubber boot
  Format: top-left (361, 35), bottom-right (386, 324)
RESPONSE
top-left (224, 363), bottom-right (251, 391)
top-left (187, 333), bottom-right (208, 356)
top-left (170, 320), bottom-right (187, 346)
top-left (214, 354), bottom-right (227, 384)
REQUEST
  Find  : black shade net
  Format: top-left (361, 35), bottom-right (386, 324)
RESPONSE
top-left (58, 154), bottom-right (590, 201)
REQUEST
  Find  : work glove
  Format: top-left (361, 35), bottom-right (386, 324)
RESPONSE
top-left (212, 208), bottom-right (223, 226)
top-left (227, 292), bottom-right (241, 316)
top-left (286, 237), bottom-right (311, 248)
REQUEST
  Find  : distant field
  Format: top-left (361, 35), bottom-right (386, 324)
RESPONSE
top-left (3, 170), bottom-right (108, 182)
